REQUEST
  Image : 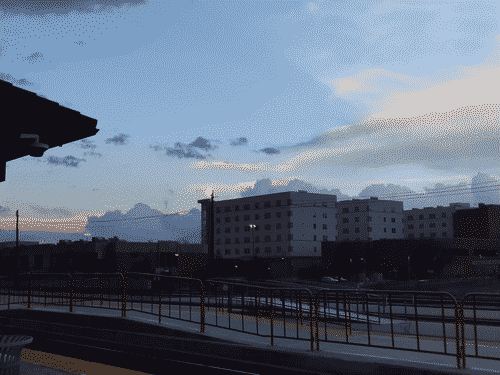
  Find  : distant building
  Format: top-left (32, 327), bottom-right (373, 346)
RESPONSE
top-left (336, 197), bottom-right (404, 241)
top-left (403, 203), bottom-right (470, 239)
top-left (0, 241), bottom-right (39, 250)
top-left (454, 203), bottom-right (500, 239)
top-left (198, 191), bottom-right (338, 260)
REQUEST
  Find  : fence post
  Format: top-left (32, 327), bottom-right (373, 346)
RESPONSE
top-left (27, 274), bottom-right (31, 310)
top-left (315, 296), bottom-right (320, 351)
top-left (200, 281), bottom-right (206, 333)
top-left (460, 300), bottom-right (466, 369)
top-left (270, 293), bottom-right (274, 347)
top-left (121, 273), bottom-right (127, 318)
top-left (158, 279), bottom-right (162, 325)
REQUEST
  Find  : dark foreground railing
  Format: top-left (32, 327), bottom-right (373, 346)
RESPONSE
top-left (1, 272), bottom-right (499, 370)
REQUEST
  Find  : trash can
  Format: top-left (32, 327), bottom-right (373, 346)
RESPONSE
top-left (0, 335), bottom-right (33, 375)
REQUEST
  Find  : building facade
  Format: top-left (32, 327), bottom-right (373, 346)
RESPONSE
top-left (403, 203), bottom-right (471, 239)
top-left (335, 197), bottom-right (404, 241)
top-left (453, 203), bottom-right (500, 239)
top-left (198, 191), bottom-right (338, 259)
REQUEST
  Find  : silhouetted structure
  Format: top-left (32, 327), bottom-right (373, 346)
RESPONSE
top-left (0, 79), bottom-right (99, 183)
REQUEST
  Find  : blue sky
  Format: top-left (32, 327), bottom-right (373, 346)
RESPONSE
top-left (1, 0), bottom-right (499, 242)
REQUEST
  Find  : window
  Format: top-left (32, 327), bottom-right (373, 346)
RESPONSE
top-left (288, 222), bottom-right (293, 229)
top-left (323, 213), bottom-right (327, 219)
top-left (235, 249), bottom-right (240, 255)
top-left (216, 207), bottom-right (221, 214)
top-left (264, 235), bottom-right (271, 242)
top-left (430, 232), bottom-right (436, 238)
top-left (225, 249), bottom-right (231, 255)
top-left (276, 223), bottom-right (281, 229)
top-left (313, 212), bottom-right (316, 218)
top-left (343, 228), bottom-right (349, 234)
top-left (355, 227), bottom-right (360, 233)
top-left (264, 247), bottom-right (271, 253)
top-left (288, 246), bottom-right (293, 253)
top-left (255, 247), bottom-right (260, 254)
top-left (244, 215), bottom-right (250, 221)
top-left (419, 224), bottom-right (424, 229)
top-left (255, 225), bottom-right (260, 231)
top-left (429, 214), bottom-right (436, 219)
top-left (244, 237), bottom-right (250, 243)
top-left (235, 238), bottom-right (240, 244)
top-left (313, 224), bottom-right (317, 229)
top-left (287, 211), bottom-right (293, 217)
top-left (264, 213), bottom-right (272, 219)
top-left (408, 215), bottom-right (414, 221)
top-left (276, 200), bottom-right (281, 207)
top-left (225, 227), bottom-right (231, 233)
top-left (355, 217), bottom-right (359, 223)
top-left (430, 223), bottom-right (436, 228)
top-left (323, 235), bottom-right (328, 241)
top-left (255, 203), bottom-right (260, 210)
top-left (235, 216), bottom-right (240, 222)
top-left (244, 248), bottom-right (251, 254)
top-left (408, 224), bottom-right (414, 230)
top-left (276, 212), bottom-right (281, 218)
top-left (391, 218), bottom-right (396, 223)
top-left (224, 206), bottom-right (230, 213)
top-left (384, 217), bottom-right (387, 222)
top-left (392, 228), bottom-right (396, 233)
top-left (354, 206), bottom-right (359, 212)
top-left (225, 217), bottom-right (230, 223)
top-left (419, 215), bottom-right (424, 220)
top-left (442, 222), bottom-right (447, 227)
top-left (276, 246), bottom-right (282, 253)
top-left (288, 234), bottom-right (293, 240)
top-left (216, 217), bottom-right (221, 224)
top-left (342, 208), bottom-right (349, 213)
top-left (313, 247), bottom-right (317, 253)
top-left (244, 204), bottom-right (250, 211)
top-left (442, 232), bottom-right (447, 237)
top-left (276, 235), bottom-right (281, 241)
top-left (323, 224), bottom-right (327, 230)
top-left (264, 201), bottom-right (271, 208)
top-left (216, 239), bottom-right (221, 245)
top-left (244, 226), bottom-right (250, 232)
top-left (368, 216), bottom-right (372, 222)
top-left (314, 235), bottom-right (317, 241)
top-left (384, 228), bottom-right (387, 233)
top-left (264, 224), bottom-right (271, 230)
top-left (441, 212), bottom-right (447, 218)
top-left (368, 227), bottom-right (372, 232)
top-left (216, 249), bottom-right (221, 255)
top-left (255, 236), bottom-right (260, 243)
top-left (216, 228), bottom-right (221, 234)
top-left (255, 214), bottom-right (260, 220)
top-left (286, 199), bottom-right (293, 206)
top-left (342, 218), bottom-right (349, 223)
top-left (225, 238), bottom-right (231, 244)
top-left (235, 205), bottom-right (240, 211)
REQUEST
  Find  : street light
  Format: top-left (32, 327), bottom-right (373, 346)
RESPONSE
top-left (249, 224), bottom-right (256, 257)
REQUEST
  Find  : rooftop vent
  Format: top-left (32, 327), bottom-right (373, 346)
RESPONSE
top-left (298, 190), bottom-right (307, 193)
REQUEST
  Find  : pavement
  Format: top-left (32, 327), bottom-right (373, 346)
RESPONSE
top-left (1, 301), bottom-right (500, 375)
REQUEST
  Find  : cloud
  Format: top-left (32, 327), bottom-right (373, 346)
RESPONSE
top-left (188, 137), bottom-right (217, 151)
top-left (46, 155), bottom-right (86, 168)
top-left (61, 101), bottom-right (73, 108)
top-left (471, 172), bottom-right (500, 205)
top-left (29, 204), bottom-right (73, 218)
top-left (80, 139), bottom-right (97, 150)
top-left (260, 148), bottom-right (280, 155)
top-left (23, 52), bottom-right (44, 64)
top-left (105, 133), bottom-right (130, 146)
top-left (190, 160), bottom-right (267, 172)
top-left (0, 72), bottom-right (34, 87)
top-left (230, 137), bottom-right (248, 146)
top-left (74, 41), bottom-right (86, 46)
top-left (0, 205), bottom-right (11, 218)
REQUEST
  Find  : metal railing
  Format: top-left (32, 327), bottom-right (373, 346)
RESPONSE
top-left (1, 272), bottom-right (499, 370)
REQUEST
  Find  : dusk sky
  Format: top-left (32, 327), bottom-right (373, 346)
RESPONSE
top-left (1, 0), bottom-right (499, 242)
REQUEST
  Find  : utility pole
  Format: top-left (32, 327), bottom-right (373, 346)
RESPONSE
top-left (16, 210), bottom-right (19, 249)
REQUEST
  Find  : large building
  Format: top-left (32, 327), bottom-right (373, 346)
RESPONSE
top-left (198, 191), bottom-right (337, 259)
top-left (403, 203), bottom-right (471, 239)
top-left (335, 197), bottom-right (404, 241)
top-left (453, 203), bottom-right (500, 239)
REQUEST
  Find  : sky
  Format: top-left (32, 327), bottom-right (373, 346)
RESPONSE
top-left (0, 0), bottom-right (499, 243)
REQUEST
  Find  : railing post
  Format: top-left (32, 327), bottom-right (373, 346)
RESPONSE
top-left (200, 281), bottom-right (206, 334)
top-left (69, 273), bottom-right (74, 313)
top-left (315, 296), bottom-right (320, 351)
top-left (309, 292), bottom-right (314, 351)
top-left (270, 293), bottom-right (274, 347)
top-left (460, 300), bottom-right (466, 369)
top-left (158, 277), bottom-right (162, 325)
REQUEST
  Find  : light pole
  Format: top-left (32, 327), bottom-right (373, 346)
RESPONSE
top-left (249, 224), bottom-right (256, 257)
